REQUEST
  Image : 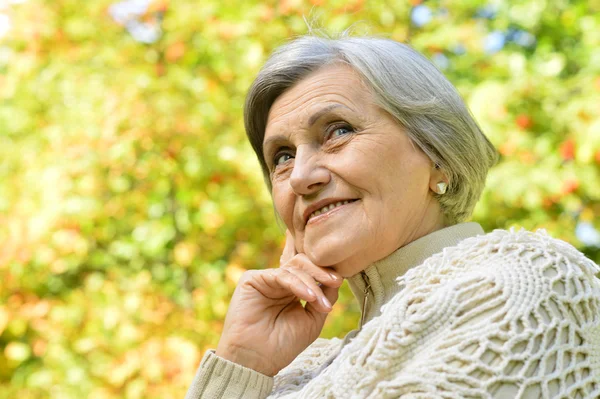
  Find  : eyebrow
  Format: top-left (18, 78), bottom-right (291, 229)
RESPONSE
top-left (262, 103), bottom-right (352, 155)
top-left (307, 104), bottom-right (350, 127)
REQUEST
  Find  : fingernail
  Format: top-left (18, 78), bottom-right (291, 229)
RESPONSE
top-left (307, 288), bottom-right (316, 299)
top-left (329, 273), bottom-right (339, 281)
top-left (321, 296), bottom-right (332, 310)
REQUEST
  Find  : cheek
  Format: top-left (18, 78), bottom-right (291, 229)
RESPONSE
top-left (381, 167), bottom-right (430, 219)
top-left (272, 185), bottom-right (295, 227)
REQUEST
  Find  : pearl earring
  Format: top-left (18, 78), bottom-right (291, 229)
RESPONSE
top-left (436, 182), bottom-right (447, 195)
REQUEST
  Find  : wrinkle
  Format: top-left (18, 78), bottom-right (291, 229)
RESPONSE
top-left (267, 65), bottom-right (445, 278)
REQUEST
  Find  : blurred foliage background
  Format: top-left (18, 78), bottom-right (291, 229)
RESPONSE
top-left (0, 0), bottom-right (599, 397)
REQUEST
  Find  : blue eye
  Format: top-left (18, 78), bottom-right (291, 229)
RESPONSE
top-left (329, 124), bottom-right (354, 139)
top-left (274, 153), bottom-right (293, 166)
top-left (332, 127), bottom-right (351, 136)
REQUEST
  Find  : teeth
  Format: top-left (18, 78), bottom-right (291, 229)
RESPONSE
top-left (309, 200), bottom-right (355, 220)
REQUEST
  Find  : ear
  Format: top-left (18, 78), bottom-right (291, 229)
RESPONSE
top-left (429, 163), bottom-right (448, 195)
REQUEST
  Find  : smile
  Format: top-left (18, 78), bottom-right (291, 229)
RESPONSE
top-left (307, 199), bottom-right (358, 223)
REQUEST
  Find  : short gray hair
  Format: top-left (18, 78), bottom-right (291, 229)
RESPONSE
top-left (244, 33), bottom-right (499, 225)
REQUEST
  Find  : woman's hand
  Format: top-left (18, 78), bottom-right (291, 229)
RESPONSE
top-left (215, 230), bottom-right (343, 377)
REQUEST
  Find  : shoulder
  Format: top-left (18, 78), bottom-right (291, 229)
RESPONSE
top-left (366, 229), bottom-right (600, 397)
top-left (461, 228), bottom-right (600, 288)
top-left (401, 227), bottom-right (600, 289)
top-left (383, 227), bottom-right (600, 340)
top-left (460, 227), bottom-right (596, 266)
top-left (465, 227), bottom-right (597, 264)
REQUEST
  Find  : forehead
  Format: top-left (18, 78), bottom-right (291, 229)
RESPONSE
top-left (264, 65), bottom-right (372, 137)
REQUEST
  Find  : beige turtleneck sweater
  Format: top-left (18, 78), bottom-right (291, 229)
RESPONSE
top-left (186, 223), bottom-right (600, 398)
top-left (347, 222), bottom-right (485, 328)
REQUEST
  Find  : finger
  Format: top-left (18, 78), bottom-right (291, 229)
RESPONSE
top-left (280, 229), bottom-right (297, 265)
top-left (322, 284), bottom-right (340, 307)
top-left (271, 269), bottom-right (317, 303)
top-left (284, 254), bottom-right (343, 288)
top-left (283, 267), bottom-right (332, 313)
top-left (242, 269), bottom-right (315, 303)
top-left (306, 285), bottom-right (340, 321)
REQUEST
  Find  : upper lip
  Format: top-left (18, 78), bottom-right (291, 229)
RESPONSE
top-left (303, 198), bottom-right (357, 225)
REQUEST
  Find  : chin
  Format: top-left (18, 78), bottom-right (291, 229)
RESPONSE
top-left (303, 235), bottom-right (362, 271)
top-left (305, 247), bottom-right (344, 268)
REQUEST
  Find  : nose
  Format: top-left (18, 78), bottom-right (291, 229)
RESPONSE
top-left (289, 145), bottom-right (330, 195)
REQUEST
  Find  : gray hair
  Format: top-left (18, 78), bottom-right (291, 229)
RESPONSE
top-left (244, 33), bottom-right (499, 225)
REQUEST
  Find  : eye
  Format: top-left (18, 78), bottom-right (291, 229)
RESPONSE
top-left (327, 124), bottom-right (354, 139)
top-left (274, 152), bottom-right (293, 166)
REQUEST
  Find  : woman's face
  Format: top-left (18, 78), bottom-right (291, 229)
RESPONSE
top-left (263, 65), bottom-right (446, 277)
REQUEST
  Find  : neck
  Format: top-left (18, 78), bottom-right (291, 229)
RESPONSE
top-left (347, 222), bottom-right (484, 327)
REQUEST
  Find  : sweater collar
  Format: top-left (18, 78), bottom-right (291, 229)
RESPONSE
top-left (347, 222), bottom-right (484, 326)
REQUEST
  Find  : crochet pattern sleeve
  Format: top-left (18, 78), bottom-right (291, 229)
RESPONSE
top-left (269, 230), bottom-right (600, 398)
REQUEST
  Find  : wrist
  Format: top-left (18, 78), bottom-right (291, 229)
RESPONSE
top-left (215, 344), bottom-right (276, 377)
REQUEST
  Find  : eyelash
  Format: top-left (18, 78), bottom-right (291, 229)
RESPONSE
top-left (271, 122), bottom-right (355, 168)
top-left (326, 123), bottom-right (355, 140)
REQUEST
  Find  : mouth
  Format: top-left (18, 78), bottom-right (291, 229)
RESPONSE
top-left (304, 199), bottom-right (359, 225)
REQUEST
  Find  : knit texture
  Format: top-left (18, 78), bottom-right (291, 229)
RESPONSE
top-left (186, 350), bottom-right (273, 398)
top-left (187, 227), bottom-right (600, 398)
top-left (346, 223), bottom-right (485, 326)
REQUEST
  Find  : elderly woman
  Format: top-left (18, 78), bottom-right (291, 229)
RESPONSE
top-left (186, 34), bottom-right (600, 398)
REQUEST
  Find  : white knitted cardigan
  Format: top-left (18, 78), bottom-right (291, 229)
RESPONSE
top-left (186, 224), bottom-right (600, 399)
